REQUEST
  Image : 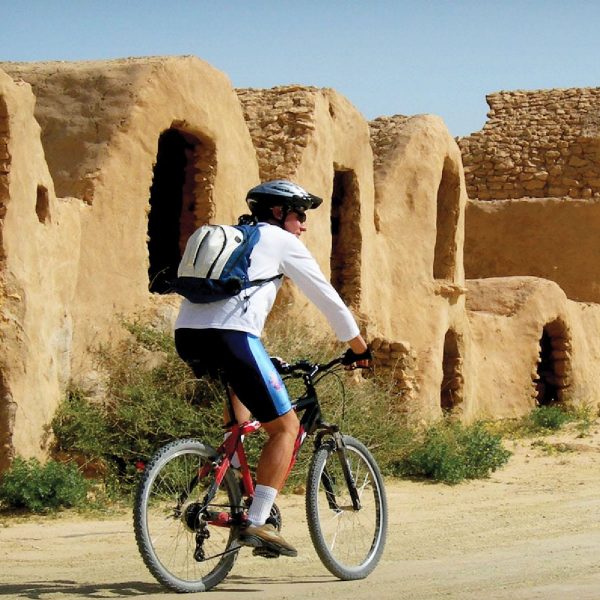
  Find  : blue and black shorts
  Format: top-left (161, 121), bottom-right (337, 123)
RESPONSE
top-left (174, 328), bottom-right (292, 423)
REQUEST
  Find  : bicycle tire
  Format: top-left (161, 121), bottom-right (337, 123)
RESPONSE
top-left (133, 438), bottom-right (242, 593)
top-left (305, 435), bottom-right (387, 580)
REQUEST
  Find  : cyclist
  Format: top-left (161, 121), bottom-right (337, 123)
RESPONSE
top-left (174, 179), bottom-right (371, 557)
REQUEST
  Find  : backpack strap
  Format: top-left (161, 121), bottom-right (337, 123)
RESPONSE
top-left (246, 274), bottom-right (283, 288)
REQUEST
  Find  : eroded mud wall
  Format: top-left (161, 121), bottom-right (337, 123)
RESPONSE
top-left (0, 69), bottom-right (83, 468)
top-left (368, 114), bottom-right (473, 421)
top-left (4, 58), bottom-right (260, 377)
top-left (466, 198), bottom-right (600, 303)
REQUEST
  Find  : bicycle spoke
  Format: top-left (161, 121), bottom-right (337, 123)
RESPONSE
top-left (134, 440), bottom-right (242, 593)
top-left (306, 436), bottom-right (387, 580)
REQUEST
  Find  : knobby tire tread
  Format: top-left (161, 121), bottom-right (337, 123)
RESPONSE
top-left (305, 435), bottom-right (388, 580)
top-left (133, 438), bottom-right (241, 593)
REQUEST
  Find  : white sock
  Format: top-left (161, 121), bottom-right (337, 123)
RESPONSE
top-left (223, 432), bottom-right (244, 469)
top-left (247, 484), bottom-right (278, 526)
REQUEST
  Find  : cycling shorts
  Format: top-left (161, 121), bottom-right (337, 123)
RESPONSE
top-left (174, 328), bottom-right (291, 423)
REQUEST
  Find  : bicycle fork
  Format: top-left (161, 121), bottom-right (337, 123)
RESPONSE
top-left (320, 430), bottom-right (362, 512)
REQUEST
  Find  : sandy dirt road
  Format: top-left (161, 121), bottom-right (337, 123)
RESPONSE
top-left (1, 425), bottom-right (600, 600)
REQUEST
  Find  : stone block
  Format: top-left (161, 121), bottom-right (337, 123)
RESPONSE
top-left (568, 156), bottom-right (588, 167)
top-left (522, 178), bottom-right (545, 190)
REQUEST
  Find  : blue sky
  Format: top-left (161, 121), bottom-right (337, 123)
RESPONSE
top-left (2, 1), bottom-right (600, 137)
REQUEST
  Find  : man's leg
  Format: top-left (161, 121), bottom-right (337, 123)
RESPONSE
top-left (240, 410), bottom-right (299, 557)
top-left (256, 410), bottom-right (299, 490)
top-left (224, 389), bottom-right (251, 424)
top-left (223, 390), bottom-right (251, 468)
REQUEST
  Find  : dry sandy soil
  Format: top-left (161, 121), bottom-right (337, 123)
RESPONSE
top-left (1, 423), bottom-right (600, 600)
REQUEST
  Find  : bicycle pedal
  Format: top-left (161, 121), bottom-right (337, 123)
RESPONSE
top-left (252, 547), bottom-right (280, 559)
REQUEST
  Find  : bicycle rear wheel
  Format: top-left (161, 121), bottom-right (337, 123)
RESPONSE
top-left (134, 439), bottom-right (242, 593)
top-left (306, 435), bottom-right (387, 580)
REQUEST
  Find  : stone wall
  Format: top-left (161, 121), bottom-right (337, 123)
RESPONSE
top-left (370, 337), bottom-right (420, 417)
top-left (369, 114), bottom-right (410, 175)
top-left (459, 88), bottom-right (600, 200)
top-left (237, 86), bottom-right (318, 181)
top-left (238, 85), bottom-right (375, 323)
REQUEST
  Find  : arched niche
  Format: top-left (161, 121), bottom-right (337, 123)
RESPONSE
top-left (535, 318), bottom-right (572, 405)
top-left (147, 126), bottom-right (216, 294)
top-left (330, 167), bottom-right (362, 307)
top-left (433, 156), bottom-right (461, 281)
top-left (441, 328), bottom-right (464, 414)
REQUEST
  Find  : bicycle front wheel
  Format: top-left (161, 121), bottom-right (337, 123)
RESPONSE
top-left (306, 435), bottom-right (387, 580)
top-left (133, 439), bottom-right (242, 593)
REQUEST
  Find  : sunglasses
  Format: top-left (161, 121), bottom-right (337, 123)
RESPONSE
top-left (291, 210), bottom-right (307, 223)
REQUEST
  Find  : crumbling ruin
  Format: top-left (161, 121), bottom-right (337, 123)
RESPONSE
top-left (1, 57), bottom-right (600, 470)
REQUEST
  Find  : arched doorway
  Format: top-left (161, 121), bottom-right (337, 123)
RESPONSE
top-left (0, 371), bottom-right (14, 472)
top-left (147, 127), bottom-right (215, 294)
top-left (0, 95), bottom-right (9, 261)
top-left (441, 329), bottom-right (464, 413)
top-left (535, 319), bottom-right (571, 405)
top-left (330, 167), bottom-right (362, 307)
top-left (433, 156), bottom-right (461, 281)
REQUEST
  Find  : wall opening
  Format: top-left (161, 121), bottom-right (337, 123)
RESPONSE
top-left (535, 318), bottom-right (571, 406)
top-left (330, 167), bottom-right (362, 307)
top-left (441, 329), bottom-right (464, 413)
top-left (147, 127), bottom-right (216, 294)
top-left (35, 185), bottom-right (50, 224)
top-left (0, 370), bottom-right (15, 473)
top-left (0, 96), bottom-right (10, 264)
top-left (433, 156), bottom-right (461, 280)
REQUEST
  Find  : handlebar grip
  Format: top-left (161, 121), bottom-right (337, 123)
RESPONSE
top-left (270, 356), bottom-right (291, 374)
top-left (341, 347), bottom-right (372, 366)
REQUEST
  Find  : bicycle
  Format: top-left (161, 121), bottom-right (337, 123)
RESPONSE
top-left (133, 353), bottom-right (388, 593)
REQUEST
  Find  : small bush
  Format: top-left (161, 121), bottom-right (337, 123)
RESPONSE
top-left (488, 403), bottom-right (594, 439)
top-left (0, 457), bottom-right (89, 512)
top-left (527, 405), bottom-right (575, 432)
top-left (52, 320), bottom-right (514, 494)
top-left (394, 421), bottom-right (511, 484)
top-left (52, 323), bottom-right (225, 492)
top-left (52, 388), bottom-right (112, 459)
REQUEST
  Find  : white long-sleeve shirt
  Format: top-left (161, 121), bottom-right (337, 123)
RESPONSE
top-left (174, 223), bottom-right (360, 342)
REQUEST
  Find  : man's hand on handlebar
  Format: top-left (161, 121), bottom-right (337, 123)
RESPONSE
top-left (341, 347), bottom-right (372, 369)
top-left (343, 334), bottom-right (372, 370)
top-left (271, 356), bottom-right (291, 374)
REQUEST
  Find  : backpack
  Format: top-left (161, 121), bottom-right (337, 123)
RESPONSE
top-left (172, 224), bottom-right (282, 303)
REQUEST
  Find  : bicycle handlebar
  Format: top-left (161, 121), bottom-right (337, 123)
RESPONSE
top-left (275, 353), bottom-right (370, 379)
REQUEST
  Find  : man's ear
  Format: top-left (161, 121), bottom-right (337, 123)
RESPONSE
top-left (271, 206), bottom-right (284, 220)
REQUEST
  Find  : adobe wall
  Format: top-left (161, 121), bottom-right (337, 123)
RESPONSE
top-left (0, 70), bottom-right (83, 470)
top-left (367, 114), bottom-right (472, 420)
top-left (238, 93), bottom-right (473, 421)
top-left (2, 57), bottom-right (260, 377)
top-left (0, 57), bottom-right (260, 465)
top-left (459, 88), bottom-right (600, 200)
top-left (2, 55), bottom-right (600, 469)
top-left (466, 198), bottom-right (600, 303)
top-left (467, 277), bottom-right (600, 417)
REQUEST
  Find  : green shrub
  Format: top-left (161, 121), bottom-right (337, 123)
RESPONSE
top-left (52, 388), bottom-right (112, 459)
top-left (0, 457), bottom-right (89, 512)
top-left (52, 323), bottom-right (225, 491)
top-left (527, 405), bottom-right (575, 432)
top-left (394, 421), bottom-right (511, 484)
top-left (52, 320), bottom-right (513, 494)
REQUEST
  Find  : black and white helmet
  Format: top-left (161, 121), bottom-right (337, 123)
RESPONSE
top-left (246, 180), bottom-right (323, 216)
